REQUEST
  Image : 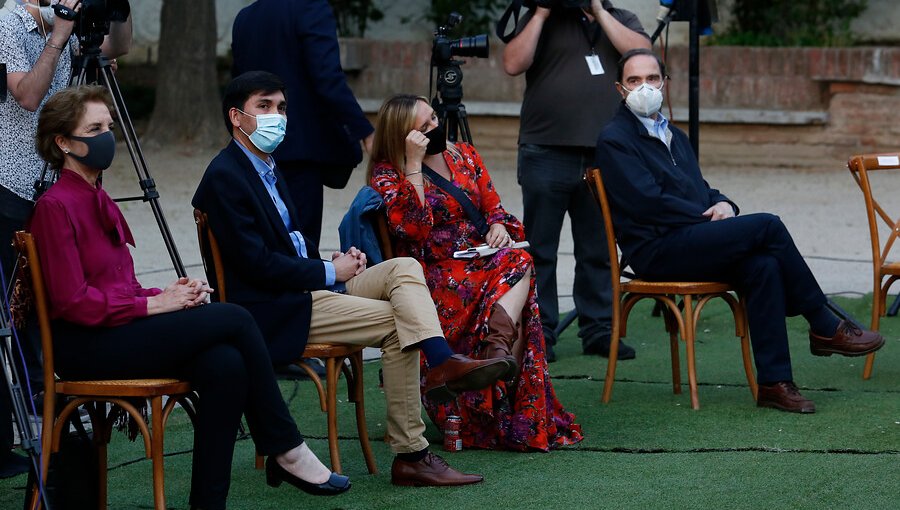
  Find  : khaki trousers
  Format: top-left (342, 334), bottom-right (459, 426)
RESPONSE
top-left (309, 257), bottom-right (442, 453)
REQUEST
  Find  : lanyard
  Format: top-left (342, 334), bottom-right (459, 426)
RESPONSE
top-left (579, 14), bottom-right (601, 53)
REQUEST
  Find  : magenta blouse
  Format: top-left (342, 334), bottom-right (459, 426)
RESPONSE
top-left (29, 168), bottom-right (161, 327)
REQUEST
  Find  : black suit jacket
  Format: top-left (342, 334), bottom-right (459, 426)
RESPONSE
top-left (231, 0), bottom-right (374, 168)
top-left (192, 141), bottom-right (329, 364)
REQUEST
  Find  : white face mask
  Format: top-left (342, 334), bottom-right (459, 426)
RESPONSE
top-left (623, 83), bottom-right (664, 117)
top-left (25, 1), bottom-right (57, 27)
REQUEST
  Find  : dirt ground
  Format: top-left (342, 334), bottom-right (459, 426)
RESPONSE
top-left (101, 135), bottom-right (899, 319)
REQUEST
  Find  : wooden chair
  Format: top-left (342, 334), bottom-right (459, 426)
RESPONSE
top-left (373, 211), bottom-right (396, 261)
top-left (584, 169), bottom-right (758, 409)
top-left (847, 152), bottom-right (900, 380)
top-left (14, 232), bottom-right (195, 510)
top-left (193, 210), bottom-right (376, 474)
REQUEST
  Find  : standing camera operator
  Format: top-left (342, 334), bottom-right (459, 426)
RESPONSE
top-left (502, 0), bottom-right (648, 361)
top-left (0, 0), bottom-right (131, 477)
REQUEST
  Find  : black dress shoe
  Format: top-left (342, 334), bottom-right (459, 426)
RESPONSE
top-left (265, 455), bottom-right (350, 496)
top-left (583, 335), bottom-right (636, 360)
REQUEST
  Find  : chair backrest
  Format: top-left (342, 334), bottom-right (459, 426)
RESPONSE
top-left (13, 231), bottom-right (59, 418)
top-left (193, 209), bottom-right (228, 303)
top-left (584, 168), bottom-right (623, 296)
top-left (373, 212), bottom-right (395, 261)
top-left (847, 153), bottom-right (900, 269)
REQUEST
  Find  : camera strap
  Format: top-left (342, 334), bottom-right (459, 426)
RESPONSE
top-left (421, 164), bottom-right (490, 237)
top-left (495, 0), bottom-right (529, 44)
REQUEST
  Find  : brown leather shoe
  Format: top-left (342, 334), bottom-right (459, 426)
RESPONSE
top-left (424, 354), bottom-right (509, 402)
top-left (481, 303), bottom-right (519, 380)
top-left (391, 451), bottom-right (483, 487)
top-left (809, 320), bottom-right (885, 357)
top-left (757, 382), bottom-right (816, 414)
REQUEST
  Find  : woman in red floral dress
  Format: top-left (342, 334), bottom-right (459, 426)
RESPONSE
top-left (368, 95), bottom-right (582, 451)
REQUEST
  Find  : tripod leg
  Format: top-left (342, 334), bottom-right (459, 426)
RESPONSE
top-left (97, 64), bottom-right (187, 277)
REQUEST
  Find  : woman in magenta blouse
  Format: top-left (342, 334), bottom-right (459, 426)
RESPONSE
top-left (29, 86), bottom-right (349, 509)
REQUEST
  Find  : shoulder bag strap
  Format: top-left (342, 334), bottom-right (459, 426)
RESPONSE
top-left (421, 164), bottom-right (490, 237)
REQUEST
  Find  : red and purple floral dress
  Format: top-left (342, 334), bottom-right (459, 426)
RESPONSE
top-left (371, 143), bottom-right (583, 451)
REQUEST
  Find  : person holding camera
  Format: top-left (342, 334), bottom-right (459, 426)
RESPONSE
top-left (502, 0), bottom-right (648, 361)
top-left (0, 0), bottom-right (130, 478)
top-left (368, 94), bottom-right (583, 451)
top-left (30, 84), bottom-right (349, 509)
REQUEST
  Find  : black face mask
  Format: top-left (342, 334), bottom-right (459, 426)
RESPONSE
top-left (69, 131), bottom-right (116, 170)
top-left (424, 125), bottom-right (447, 155)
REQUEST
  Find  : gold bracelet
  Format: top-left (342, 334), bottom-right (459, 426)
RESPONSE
top-left (46, 41), bottom-right (65, 51)
top-left (405, 171), bottom-right (422, 176)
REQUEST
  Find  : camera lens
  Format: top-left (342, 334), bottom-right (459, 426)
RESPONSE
top-left (449, 34), bottom-right (489, 59)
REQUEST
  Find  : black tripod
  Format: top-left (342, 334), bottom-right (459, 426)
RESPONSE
top-left (431, 59), bottom-right (473, 145)
top-left (34, 47), bottom-right (186, 277)
top-left (1, 272), bottom-right (49, 508)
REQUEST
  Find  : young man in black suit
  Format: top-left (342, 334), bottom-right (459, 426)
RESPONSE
top-left (193, 71), bottom-right (510, 486)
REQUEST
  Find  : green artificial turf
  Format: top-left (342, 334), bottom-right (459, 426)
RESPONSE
top-left (2, 296), bottom-right (897, 509)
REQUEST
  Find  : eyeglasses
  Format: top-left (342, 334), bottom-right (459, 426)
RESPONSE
top-left (622, 75), bottom-right (665, 89)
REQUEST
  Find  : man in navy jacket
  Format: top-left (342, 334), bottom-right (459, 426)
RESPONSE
top-left (231, 0), bottom-right (374, 245)
top-left (595, 49), bottom-right (884, 413)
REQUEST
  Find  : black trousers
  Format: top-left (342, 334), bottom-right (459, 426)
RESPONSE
top-left (277, 160), bottom-right (324, 246)
top-left (517, 144), bottom-right (613, 348)
top-left (636, 213), bottom-right (827, 384)
top-left (52, 303), bottom-right (303, 509)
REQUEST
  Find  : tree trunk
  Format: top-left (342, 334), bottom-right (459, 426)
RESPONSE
top-left (144, 0), bottom-right (222, 147)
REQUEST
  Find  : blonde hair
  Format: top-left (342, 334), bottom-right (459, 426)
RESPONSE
top-left (366, 94), bottom-right (427, 184)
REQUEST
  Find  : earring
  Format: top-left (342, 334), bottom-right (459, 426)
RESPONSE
top-left (63, 148), bottom-right (70, 154)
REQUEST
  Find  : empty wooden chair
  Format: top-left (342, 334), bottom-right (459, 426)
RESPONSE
top-left (584, 168), bottom-right (758, 409)
top-left (847, 152), bottom-right (900, 379)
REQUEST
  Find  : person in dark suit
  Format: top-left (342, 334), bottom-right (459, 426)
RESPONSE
top-left (192, 71), bottom-right (511, 486)
top-left (594, 49), bottom-right (885, 414)
top-left (231, 0), bottom-right (374, 245)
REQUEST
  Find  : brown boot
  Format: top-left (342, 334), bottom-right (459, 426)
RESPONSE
top-left (482, 303), bottom-right (519, 380)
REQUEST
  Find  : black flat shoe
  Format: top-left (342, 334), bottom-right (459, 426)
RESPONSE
top-left (265, 455), bottom-right (350, 496)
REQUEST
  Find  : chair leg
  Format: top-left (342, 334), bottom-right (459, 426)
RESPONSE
top-left (348, 352), bottom-right (377, 474)
top-left (150, 396), bottom-right (167, 510)
top-left (682, 296), bottom-right (700, 410)
top-left (663, 307), bottom-right (681, 395)
top-left (864, 290), bottom-right (882, 380)
top-left (862, 353), bottom-right (876, 380)
top-left (325, 357), bottom-right (342, 474)
top-left (601, 332), bottom-right (620, 404)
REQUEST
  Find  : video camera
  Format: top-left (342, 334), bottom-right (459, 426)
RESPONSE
top-left (53, 0), bottom-right (130, 52)
top-left (431, 12), bottom-right (489, 67)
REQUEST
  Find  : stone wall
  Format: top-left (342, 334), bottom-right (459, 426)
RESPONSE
top-left (343, 41), bottom-right (900, 168)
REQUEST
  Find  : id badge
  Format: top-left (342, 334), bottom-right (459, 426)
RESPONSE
top-left (585, 54), bottom-right (604, 75)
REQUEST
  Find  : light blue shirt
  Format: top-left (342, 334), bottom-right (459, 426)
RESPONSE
top-left (235, 140), bottom-right (336, 286)
top-left (634, 110), bottom-right (672, 148)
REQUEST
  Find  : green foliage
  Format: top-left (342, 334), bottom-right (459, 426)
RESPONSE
top-left (331, 0), bottom-right (384, 37)
top-left (711, 0), bottom-right (868, 47)
top-left (425, 0), bottom-right (508, 37)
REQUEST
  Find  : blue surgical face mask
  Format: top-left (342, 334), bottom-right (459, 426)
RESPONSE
top-left (237, 109), bottom-right (287, 154)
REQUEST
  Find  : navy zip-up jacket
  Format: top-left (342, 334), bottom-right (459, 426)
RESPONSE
top-left (595, 103), bottom-right (738, 274)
